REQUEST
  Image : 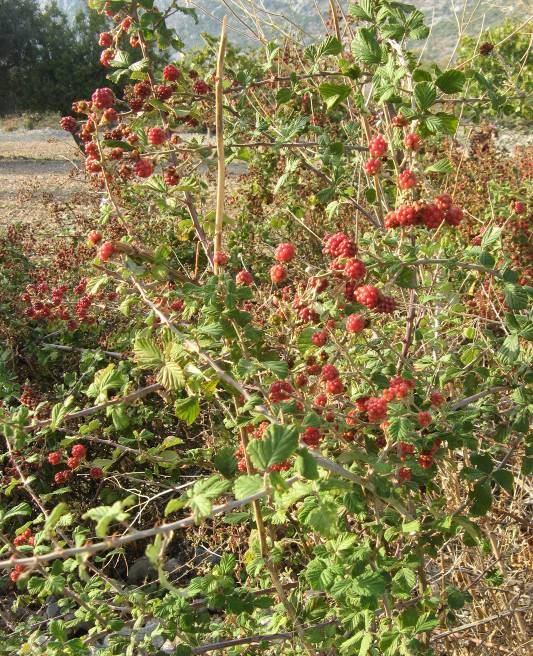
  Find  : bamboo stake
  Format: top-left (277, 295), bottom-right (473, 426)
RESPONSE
top-left (213, 16), bottom-right (228, 274)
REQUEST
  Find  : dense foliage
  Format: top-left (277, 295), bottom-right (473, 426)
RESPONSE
top-left (0, 1), bottom-right (531, 655)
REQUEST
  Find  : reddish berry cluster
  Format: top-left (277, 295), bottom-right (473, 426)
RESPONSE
top-left (147, 127), bottom-right (166, 145)
top-left (364, 158), bottom-right (381, 175)
top-left (236, 270), bottom-right (253, 286)
top-left (275, 242), bottom-right (296, 262)
top-left (270, 264), bottom-right (287, 284)
top-left (302, 426), bottom-right (322, 447)
top-left (163, 64), bottom-right (181, 81)
top-left (60, 116), bottom-right (77, 133)
top-left (369, 134), bottom-right (388, 158)
top-left (91, 87), bottom-right (115, 110)
top-left (385, 196), bottom-right (464, 230)
top-left (323, 232), bottom-right (356, 258)
top-left (346, 313), bottom-right (366, 333)
top-left (13, 528), bottom-right (34, 547)
top-left (404, 133), bottom-right (422, 150)
top-left (134, 159), bottom-right (154, 178)
top-left (398, 169), bottom-right (417, 190)
top-left (269, 380), bottom-right (294, 403)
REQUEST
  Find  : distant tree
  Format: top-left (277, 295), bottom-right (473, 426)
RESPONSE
top-left (0, 0), bottom-right (109, 114)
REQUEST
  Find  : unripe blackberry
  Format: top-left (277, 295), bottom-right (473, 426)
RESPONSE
top-left (134, 159), bottom-right (154, 178)
top-left (417, 411), bottom-right (432, 427)
top-left (274, 242), bottom-right (295, 262)
top-left (163, 166), bottom-right (179, 186)
top-left (147, 127), bottom-right (166, 145)
top-left (60, 116), bottom-right (77, 133)
top-left (364, 158), bottom-right (381, 175)
top-left (71, 444), bottom-right (87, 459)
top-left (311, 330), bottom-right (328, 346)
top-left (398, 169), bottom-right (417, 190)
top-left (163, 64), bottom-right (181, 81)
top-left (98, 32), bottom-right (113, 47)
top-left (270, 264), bottom-right (287, 284)
top-left (326, 378), bottom-right (345, 395)
top-left (213, 251), bottom-right (228, 266)
top-left (302, 427), bottom-right (322, 447)
top-left (91, 87), bottom-right (115, 109)
top-left (90, 467), bottom-right (103, 479)
top-left (321, 364), bottom-right (339, 381)
top-left (193, 79), bottom-right (210, 95)
top-left (99, 241), bottom-right (115, 261)
top-left (47, 451), bottom-right (62, 466)
top-left (346, 313), bottom-right (365, 333)
top-left (269, 380), bottom-right (293, 402)
top-left (404, 133), bottom-right (422, 150)
top-left (344, 258), bottom-right (366, 280)
top-left (354, 284), bottom-right (380, 309)
top-left (368, 134), bottom-right (387, 157)
top-left (154, 84), bottom-right (173, 100)
top-left (100, 48), bottom-right (115, 67)
top-left (236, 270), bottom-right (253, 286)
top-left (88, 230), bottom-right (102, 245)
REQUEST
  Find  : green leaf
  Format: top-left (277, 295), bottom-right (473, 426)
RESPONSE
top-left (49, 401), bottom-right (69, 431)
top-left (469, 481), bottom-right (492, 516)
top-left (351, 28), bottom-right (382, 65)
top-left (481, 225), bottom-right (501, 250)
top-left (164, 497), bottom-right (186, 516)
top-left (133, 336), bottom-right (163, 369)
top-left (247, 424), bottom-right (298, 471)
top-left (504, 284), bottom-right (530, 310)
top-left (158, 362), bottom-right (185, 390)
top-left (425, 158), bottom-right (453, 174)
top-left (83, 499), bottom-right (133, 537)
top-left (174, 396), bottom-right (200, 425)
top-left (276, 87), bottom-right (293, 104)
top-left (319, 82), bottom-right (352, 110)
top-left (414, 82), bottom-right (437, 111)
top-left (234, 475), bottom-right (263, 499)
top-left (447, 586), bottom-right (471, 609)
top-left (392, 567), bottom-right (417, 598)
top-left (402, 519), bottom-right (420, 534)
top-left (396, 266), bottom-right (417, 288)
top-left (436, 69), bottom-right (466, 94)
top-left (316, 35), bottom-right (342, 58)
top-left (296, 449), bottom-right (319, 480)
top-left (44, 503), bottom-right (69, 536)
top-left (493, 469), bottom-right (513, 493)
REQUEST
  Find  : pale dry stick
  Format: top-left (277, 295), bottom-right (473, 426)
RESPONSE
top-left (41, 342), bottom-right (124, 359)
top-left (328, 0), bottom-right (341, 43)
top-left (27, 383), bottom-right (163, 432)
top-left (239, 427), bottom-right (317, 656)
top-left (213, 16), bottom-right (228, 274)
top-left (0, 477), bottom-right (300, 570)
top-left (184, 191), bottom-right (214, 269)
top-left (430, 606), bottom-right (532, 642)
top-left (219, 0), bottom-right (264, 43)
top-left (190, 621), bottom-right (337, 654)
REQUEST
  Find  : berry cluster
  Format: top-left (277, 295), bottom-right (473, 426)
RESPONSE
top-left (323, 232), bottom-right (356, 258)
top-left (368, 134), bottom-right (388, 158)
top-left (385, 196), bottom-right (464, 230)
top-left (13, 528), bottom-right (34, 547)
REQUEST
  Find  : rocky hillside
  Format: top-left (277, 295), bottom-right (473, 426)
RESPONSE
top-left (40, 0), bottom-right (521, 58)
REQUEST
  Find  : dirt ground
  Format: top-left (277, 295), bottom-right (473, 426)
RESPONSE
top-left (0, 129), bottom-right (92, 234)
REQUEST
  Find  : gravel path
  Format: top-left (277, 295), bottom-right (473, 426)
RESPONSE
top-left (0, 129), bottom-right (87, 230)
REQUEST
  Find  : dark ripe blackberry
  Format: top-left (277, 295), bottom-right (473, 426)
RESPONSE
top-left (479, 42), bottom-right (494, 56)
